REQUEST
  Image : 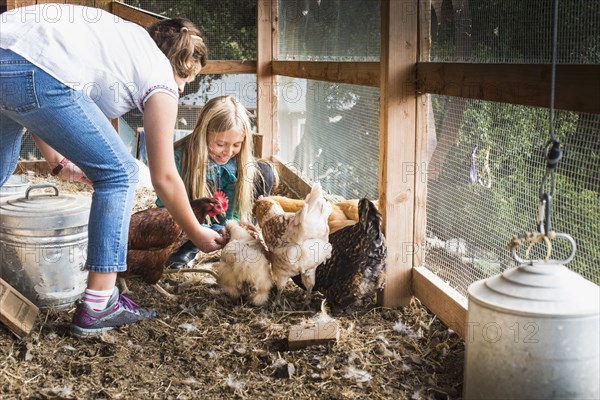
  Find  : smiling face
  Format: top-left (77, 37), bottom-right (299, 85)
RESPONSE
top-left (207, 128), bottom-right (244, 165)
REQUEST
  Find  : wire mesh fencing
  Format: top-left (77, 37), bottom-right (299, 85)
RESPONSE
top-left (426, 96), bottom-right (600, 295)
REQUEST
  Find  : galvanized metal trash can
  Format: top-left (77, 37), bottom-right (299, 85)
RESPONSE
top-left (463, 262), bottom-right (600, 399)
top-left (0, 184), bottom-right (91, 309)
top-left (0, 175), bottom-right (30, 200)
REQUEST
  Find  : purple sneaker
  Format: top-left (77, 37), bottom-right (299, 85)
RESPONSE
top-left (71, 287), bottom-right (156, 338)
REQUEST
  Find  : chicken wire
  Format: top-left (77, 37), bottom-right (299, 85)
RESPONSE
top-left (122, 0), bottom-right (257, 61)
top-left (18, 131), bottom-right (42, 160)
top-left (425, 96), bottom-right (600, 296)
top-left (429, 0), bottom-right (600, 64)
top-left (276, 77), bottom-right (380, 200)
top-left (277, 0), bottom-right (380, 61)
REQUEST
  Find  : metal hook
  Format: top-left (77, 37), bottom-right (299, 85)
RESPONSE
top-left (511, 231), bottom-right (577, 265)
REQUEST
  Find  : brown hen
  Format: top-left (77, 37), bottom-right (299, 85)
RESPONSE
top-left (292, 198), bottom-right (387, 313)
top-left (268, 196), bottom-right (380, 234)
top-left (119, 197), bottom-right (226, 298)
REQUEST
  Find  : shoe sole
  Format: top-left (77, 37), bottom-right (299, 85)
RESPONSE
top-left (71, 325), bottom-right (115, 338)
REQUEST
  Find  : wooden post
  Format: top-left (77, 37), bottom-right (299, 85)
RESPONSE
top-left (256, 0), bottom-right (278, 159)
top-left (413, 0), bottom-right (431, 270)
top-left (378, 0), bottom-right (419, 308)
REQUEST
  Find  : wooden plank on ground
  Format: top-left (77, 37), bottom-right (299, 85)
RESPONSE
top-left (0, 278), bottom-right (39, 339)
top-left (288, 320), bottom-right (340, 350)
top-left (378, 0), bottom-right (417, 308)
top-left (272, 61), bottom-right (380, 88)
top-left (417, 63), bottom-right (600, 114)
top-left (412, 266), bottom-right (467, 338)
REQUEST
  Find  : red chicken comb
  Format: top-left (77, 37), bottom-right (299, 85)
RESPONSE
top-left (213, 191), bottom-right (229, 213)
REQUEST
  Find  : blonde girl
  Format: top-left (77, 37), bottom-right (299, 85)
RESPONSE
top-left (161, 95), bottom-right (276, 268)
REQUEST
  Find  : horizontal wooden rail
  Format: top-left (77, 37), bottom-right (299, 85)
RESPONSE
top-left (270, 60), bottom-right (598, 114)
top-left (418, 62), bottom-right (600, 114)
top-left (272, 61), bottom-right (380, 87)
top-left (412, 266), bottom-right (468, 338)
top-left (201, 60), bottom-right (257, 75)
top-left (5, 1), bottom-right (113, 10)
top-left (111, 1), bottom-right (163, 27)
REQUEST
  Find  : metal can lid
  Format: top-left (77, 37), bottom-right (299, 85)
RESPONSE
top-left (0, 184), bottom-right (90, 230)
top-left (468, 263), bottom-right (600, 317)
top-left (0, 175), bottom-right (30, 197)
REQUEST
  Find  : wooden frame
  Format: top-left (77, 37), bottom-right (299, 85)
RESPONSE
top-left (377, 0), bottom-right (417, 308)
top-left (5, 1), bottom-right (597, 115)
top-left (8, 0), bottom-right (599, 338)
top-left (256, 0), bottom-right (278, 159)
top-left (418, 63), bottom-right (600, 114)
top-left (412, 267), bottom-right (468, 337)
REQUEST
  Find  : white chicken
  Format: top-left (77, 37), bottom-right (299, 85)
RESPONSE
top-left (253, 183), bottom-right (333, 307)
top-left (216, 220), bottom-right (273, 306)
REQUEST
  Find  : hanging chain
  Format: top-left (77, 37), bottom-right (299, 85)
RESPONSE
top-left (509, 0), bottom-right (576, 265)
top-left (538, 0), bottom-right (561, 234)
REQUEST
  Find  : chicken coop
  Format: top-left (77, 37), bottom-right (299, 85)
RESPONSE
top-left (2, 0), bottom-right (600, 398)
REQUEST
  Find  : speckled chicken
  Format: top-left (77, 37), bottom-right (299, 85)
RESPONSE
top-left (216, 220), bottom-right (273, 306)
top-left (254, 183), bottom-right (333, 307)
top-left (119, 197), bottom-right (227, 298)
top-left (292, 198), bottom-right (387, 312)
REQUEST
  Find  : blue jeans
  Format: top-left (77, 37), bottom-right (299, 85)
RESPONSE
top-left (0, 48), bottom-right (137, 273)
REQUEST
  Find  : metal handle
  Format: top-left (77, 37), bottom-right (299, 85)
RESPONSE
top-left (511, 232), bottom-right (577, 265)
top-left (25, 184), bottom-right (59, 199)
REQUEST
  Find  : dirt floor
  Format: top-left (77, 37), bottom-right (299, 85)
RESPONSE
top-left (1, 175), bottom-right (464, 399)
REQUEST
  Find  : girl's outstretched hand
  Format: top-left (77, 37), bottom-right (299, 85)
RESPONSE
top-left (193, 226), bottom-right (227, 253)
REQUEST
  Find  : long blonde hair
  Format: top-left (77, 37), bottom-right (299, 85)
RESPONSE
top-left (147, 18), bottom-right (208, 80)
top-left (176, 96), bottom-right (257, 222)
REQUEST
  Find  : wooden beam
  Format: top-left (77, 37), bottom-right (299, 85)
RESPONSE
top-left (200, 60), bottom-right (257, 75)
top-left (5, 0), bottom-right (35, 9)
top-left (256, 0), bottom-right (277, 159)
top-left (110, 1), bottom-right (163, 27)
top-left (413, 0), bottom-right (431, 271)
top-left (418, 63), bottom-right (600, 114)
top-left (412, 266), bottom-right (467, 338)
top-left (64, 1), bottom-right (96, 6)
top-left (93, 0), bottom-right (111, 11)
top-left (272, 61), bottom-right (380, 87)
top-left (378, 0), bottom-right (417, 308)
top-left (14, 160), bottom-right (49, 176)
top-left (272, 156), bottom-right (312, 198)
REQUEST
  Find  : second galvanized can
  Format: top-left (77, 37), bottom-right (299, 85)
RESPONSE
top-left (463, 262), bottom-right (600, 399)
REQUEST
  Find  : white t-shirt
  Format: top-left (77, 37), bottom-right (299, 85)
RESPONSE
top-left (0, 4), bottom-right (179, 118)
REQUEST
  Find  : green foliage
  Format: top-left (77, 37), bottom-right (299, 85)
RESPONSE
top-left (430, 98), bottom-right (599, 284)
top-left (125, 0), bottom-right (257, 61)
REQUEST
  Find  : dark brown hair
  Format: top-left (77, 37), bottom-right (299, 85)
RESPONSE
top-left (147, 18), bottom-right (208, 79)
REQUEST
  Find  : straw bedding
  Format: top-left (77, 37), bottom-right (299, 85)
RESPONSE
top-left (0, 176), bottom-right (464, 399)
